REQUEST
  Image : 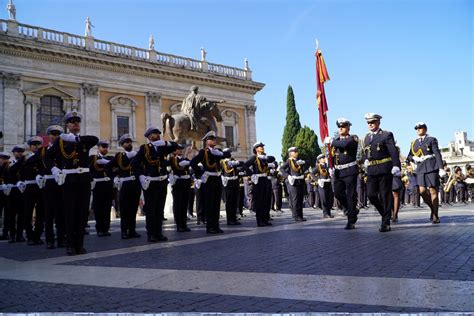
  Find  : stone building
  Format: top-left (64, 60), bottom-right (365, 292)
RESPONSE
top-left (0, 15), bottom-right (264, 160)
top-left (440, 131), bottom-right (474, 172)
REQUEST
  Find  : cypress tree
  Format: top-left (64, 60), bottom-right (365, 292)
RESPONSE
top-left (281, 85), bottom-right (301, 160)
top-left (294, 126), bottom-right (322, 168)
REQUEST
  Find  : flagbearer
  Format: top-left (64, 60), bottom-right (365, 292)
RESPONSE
top-left (109, 134), bottom-right (141, 239)
top-left (362, 113), bottom-right (401, 232)
top-left (325, 118), bottom-right (359, 229)
top-left (44, 111), bottom-right (99, 255)
top-left (406, 122), bottom-right (443, 224)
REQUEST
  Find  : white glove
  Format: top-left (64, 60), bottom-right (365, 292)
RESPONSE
top-left (257, 154), bottom-right (267, 160)
top-left (329, 168), bottom-right (335, 177)
top-left (267, 162), bottom-right (276, 168)
top-left (151, 140), bottom-right (167, 147)
top-left (210, 148), bottom-right (224, 156)
top-left (364, 159), bottom-right (370, 169)
top-left (125, 150), bottom-right (137, 159)
top-left (223, 148), bottom-right (232, 154)
top-left (60, 133), bottom-right (78, 142)
top-left (391, 166), bottom-right (401, 177)
top-left (412, 156), bottom-right (423, 163)
top-left (139, 175), bottom-right (147, 187)
top-left (96, 158), bottom-right (110, 165)
top-left (179, 160), bottom-right (190, 167)
top-left (439, 169), bottom-right (447, 177)
top-left (296, 160), bottom-right (305, 166)
top-left (238, 171), bottom-right (246, 176)
top-left (324, 137), bottom-right (333, 145)
top-left (229, 160), bottom-right (240, 167)
top-left (51, 166), bottom-right (61, 177)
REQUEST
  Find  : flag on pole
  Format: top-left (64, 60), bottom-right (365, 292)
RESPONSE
top-left (315, 48), bottom-right (330, 141)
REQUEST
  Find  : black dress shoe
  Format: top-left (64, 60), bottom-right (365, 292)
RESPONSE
top-left (129, 231), bottom-right (141, 238)
top-left (264, 221), bottom-right (273, 226)
top-left (0, 235), bottom-right (8, 240)
top-left (66, 247), bottom-right (75, 256)
top-left (57, 241), bottom-right (65, 248)
top-left (177, 227), bottom-right (191, 232)
top-left (206, 228), bottom-right (220, 234)
top-left (121, 233), bottom-right (130, 239)
top-left (379, 225), bottom-right (391, 232)
top-left (257, 223), bottom-right (267, 227)
top-left (97, 232), bottom-right (106, 237)
top-left (46, 242), bottom-right (55, 249)
top-left (147, 235), bottom-right (157, 242)
top-left (104, 232), bottom-right (111, 236)
top-left (344, 223), bottom-right (356, 230)
top-left (156, 235), bottom-right (168, 242)
top-left (16, 236), bottom-right (26, 242)
top-left (8, 238), bottom-right (16, 243)
top-left (432, 218), bottom-right (441, 224)
top-left (76, 247), bottom-right (87, 255)
top-left (227, 221), bottom-right (242, 226)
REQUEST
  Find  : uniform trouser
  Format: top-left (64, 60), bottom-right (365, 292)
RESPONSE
top-left (287, 182), bottom-right (305, 219)
top-left (143, 180), bottom-right (167, 237)
top-left (23, 185), bottom-right (44, 241)
top-left (334, 174), bottom-right (358, 224)
top-left (252, 178), bottom-right (271, 224)
top-left (307, 191), bottom-right (315, 208)
top-left (7, 188), bottom-right (24, 239)
top-left (201, 176), bottom-right (222, 230)
top-left (195, 188), bottom-right (204, 222)
top-left (318, 183), bottom-right (332, 215)
top-left (0, 193), bottom-right (9, 237)
top-left (264, 180), bottom-right (272, 221)
top-left (43, 180), bottom-right (65, 243)
top-left (119, 180), bottom-right (141, 235)
top-left (188, 188), bottom-right (195, 216)
top-left (413, 187), bottom-right (421, 206)
top-left (92, 182), bottom-right (113, 233)
top-left (172, 179), bottom-right (191, 230)
top-left (238, 185), bottom-right (245, 214)
top-left (358, 184), bottom-right (367, 206)
top-left (314, 189), bottom-right (321, 208)
top-left (62, 177), bottom-right (91, 250)
top-left (271, 185), bottom-right (282, 210)
top-left (224, 181), bottom-right (239, 223)
top-left (367, 173), bottom-right (393, 226)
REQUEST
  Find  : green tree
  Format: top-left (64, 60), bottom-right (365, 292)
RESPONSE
top-left (294, 126), bottom-right (322, 168)
top-left (281, 85), bottom-right (301, 160)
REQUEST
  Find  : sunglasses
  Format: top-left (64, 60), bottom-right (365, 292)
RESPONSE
top-left (67, 118), bottom-right (81, 124)
top-left (367, 121), bottom-right (378, 124)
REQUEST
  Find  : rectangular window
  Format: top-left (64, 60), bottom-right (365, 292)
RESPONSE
top-left (225, 126), bottom-right (234, 148)
top-left (117, 116), bottom-right (129, 138)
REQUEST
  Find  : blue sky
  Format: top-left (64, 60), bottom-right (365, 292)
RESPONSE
top-left (5, 0), bottom-right (473, 158)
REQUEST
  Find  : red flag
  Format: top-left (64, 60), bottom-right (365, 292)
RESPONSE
top-left (315, 49), bottom-right (330, 141)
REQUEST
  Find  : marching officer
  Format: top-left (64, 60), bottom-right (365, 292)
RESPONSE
top-left (40, 125), bottom-right (65, 249)
top-left (0, 152), bottom-right (11, 240)
top-left (169, 144), bottom-right (192, 232)
top-left (314, 154), bottom-right (334, 218)
top-left (109, 134), bottom-right (141, 239)
top-left (406, 122), bottom-right (444, 223)
top-left (243, 142), bottom-right (275, 226)
top-left (5, 145), bottom-right (26, 243)
top-left (44, 111), bottom-right (99, 255)
top-left (90, 140), bottom-right (114, 236)
top-left (281, 147), bottom-right (306, 221)
top-left (362, 113), bottom-right (401, 232)
top-left (325, 118), bottom-right (359, 229)
top-left (131, 126), bottom-right (178, 242)
top-left (220, 155), bottom-right (242, 226)
top-left (190, 131), bottom-right (231, 233)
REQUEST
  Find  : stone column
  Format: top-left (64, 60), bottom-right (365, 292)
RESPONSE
top-left (24, 95), bottom-right (41, 137)
top-left (81, 83), bottom-right (100, 136)
top-left (2, 73), bottom-right (23, 151)
top-left (146, 92), bottom-right (161, 130)
top-left (245, 104), bottom-right (257, 155)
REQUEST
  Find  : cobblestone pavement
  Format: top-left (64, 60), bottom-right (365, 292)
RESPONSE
top-left (0, 202), bottom-right (473, 313)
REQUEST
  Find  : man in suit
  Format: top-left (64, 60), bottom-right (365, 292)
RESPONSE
top-left (362, 113), bottom-right (401, 232)
top-left (109, 134), bottom-right (141, 239)
top-left (325, 118), bottom-right (359, 229)
top-left (44, 111), bottom-right (99, 255)
top-left (131, 127), bottom-right (178, 242)
top-left (406, 122), bottom-right (444, 223)
top-left (90, 140), bottom-right (114, 236)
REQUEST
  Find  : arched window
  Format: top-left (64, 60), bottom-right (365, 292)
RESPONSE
top-left (37, 96), bottom-right (64, 135)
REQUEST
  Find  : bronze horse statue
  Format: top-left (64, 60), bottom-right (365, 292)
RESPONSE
top-left (161, 101), bottom-right (227, 145)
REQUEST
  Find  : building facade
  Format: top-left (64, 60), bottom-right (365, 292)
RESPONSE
top-left (440, 131), bottom-right (474, 172)
top-left (0, 17), bottom-right (264, 160)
